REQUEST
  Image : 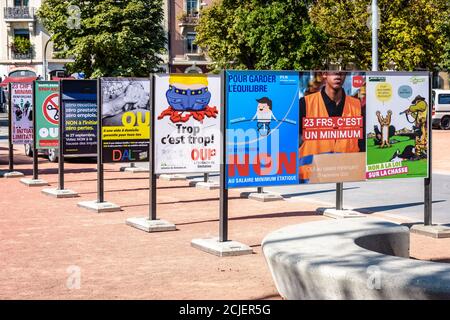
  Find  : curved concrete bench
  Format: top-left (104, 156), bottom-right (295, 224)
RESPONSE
top-left (262, 219), bottom-right (450, 299)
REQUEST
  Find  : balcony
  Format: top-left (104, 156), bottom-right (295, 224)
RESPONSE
top-left (12, 50), bottom-right (34, 60)
top-left (178, 13), bottom-right (199, 35)
top-left (185, 52), bottom-right (205, 61)
top-left (4, 7), bottom-right (36, 21)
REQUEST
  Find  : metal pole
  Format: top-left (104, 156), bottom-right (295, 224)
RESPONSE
top-left (219, 70), bottom-right (228, 242)
top-left (371, 0), bottom-right (379, 72)
top-left (257, 187), bottom-right (263, 194)
top-left (97, 78), bottom-right (104, 203)
top-left (424, 72), bottom-right (433, 225)
top-left (204, 172), bottom-right (209, 183)
top-left (167, 1), bottom-right (171, 73)
top-left (7, 83), bottom-right (13, 172)
top-left (32, 81), bottom-right (38, 180)
top-left (149, 75), bottom-right (157, 220)
top-left (43, 39), bottom-right (51, 81)
top-left (336, 183), bottom-right (343, 210)
top-left (58, 80), bottom-right (64, 190)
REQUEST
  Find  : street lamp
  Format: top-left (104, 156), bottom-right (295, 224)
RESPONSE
top-left (371, 0), bottom-right (379, 71)
top-left (43, 37), bottom-right (52, 80)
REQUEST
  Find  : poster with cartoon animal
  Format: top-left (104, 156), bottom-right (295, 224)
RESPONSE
top-left (154, 74), bottom-right (221, 174)
top-left (366, 72), bottom-right (430, 179)
top-left (11, 82), bottom-right (33, 145)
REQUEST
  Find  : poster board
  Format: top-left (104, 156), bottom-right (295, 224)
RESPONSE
top-left (154, 74), bottom-right (221, 174)
top-left (10, 82), bottom-right (33, 145)
top-left (100, 78), bottom-right (150, 163)
top-left (365, 72), bottom-right (429, 179)
top-left (61, 80), bottom-right (98, 156)
top-left (298, 71), bottom-right (366, 184)
top-left (225, 70), bottom-right (300, 188)
top-left (35, 81), bottom-right (59, 149)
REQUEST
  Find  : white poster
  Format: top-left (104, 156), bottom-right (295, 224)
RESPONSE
top-left (11, 82), bottom-right (33, 145)
top-left (366, 72), bottom-right (429, 179)
top-left (154, 74), bottom-right (221, 174)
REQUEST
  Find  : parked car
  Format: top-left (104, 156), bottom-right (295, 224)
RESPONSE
top-left (24, 145), bottom-right (58, 162)
top-left (432, 89), bottom-right (450, 129)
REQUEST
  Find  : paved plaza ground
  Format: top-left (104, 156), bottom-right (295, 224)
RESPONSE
top-left (0, 131), bottom-right (449, 299)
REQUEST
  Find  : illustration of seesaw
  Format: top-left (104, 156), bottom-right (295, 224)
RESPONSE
top-left (230, 117), bottom-right (297, 125)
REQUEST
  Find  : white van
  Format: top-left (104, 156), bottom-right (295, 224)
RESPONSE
top-left (432, 89), bottom-right (450, 129)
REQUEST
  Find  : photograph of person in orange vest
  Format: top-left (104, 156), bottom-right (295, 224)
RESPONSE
top-left (299, 71), bottom-right (366, 184)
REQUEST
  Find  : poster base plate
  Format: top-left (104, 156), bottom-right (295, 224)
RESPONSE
top-left (159, 174), bottom-right (187, 181)
top-left (191, 237), bottom-right (253, 257)
top-left (126, 217), bottom-right (176, 233)
top-left (77, 200), bottom-right (121, 213)
top-left (318, 208), bottom-right (366, 219)
top-left (42, 188), bottom-right (79, 198)
top-left (122, 167), bottom-right (149, 173)
top-left (248, 192), bottom-right (283, 202)
top-left (196, 181), bottom-right (220, 190)
top-left (3, 171), bottom-right (24, 178)
top-left (410, 224), bottom-right (450, 238)
top-left (20, 178), bottom-right (49, 187)
top-left (188, 180), bottom-right (199, 187)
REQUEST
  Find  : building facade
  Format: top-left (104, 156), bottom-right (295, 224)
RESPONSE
top-left (166, 0), bottom-right (212, 73)
top-left (0, 0), bottom-right (72, 81)
top-left (0, 0), bottom-right (214, 79)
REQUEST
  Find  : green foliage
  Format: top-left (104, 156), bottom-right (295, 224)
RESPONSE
top-left (11, 37), bottom-right (32, 54)
top-left (197, 0), bottom-right (450, 71)
top-left (195, 0), bottom-right (326, 70)
top-left (310, 0), bottom-right (450, 71)
top-left (37, 0), bottom-right (166, 77)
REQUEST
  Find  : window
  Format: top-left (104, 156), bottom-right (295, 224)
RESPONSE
top-left (185, 33), bottom-right (198, 53)
top-left (14, 0), bottom-right (29, 6)
top-left (186, 0), bottom-right (199, 15)
top-left (14, 29), bottom-right (30, 40)
top-left (9, 70), bottom-right (36, 77)
top-left (438, 94), bottom-right (450, 105)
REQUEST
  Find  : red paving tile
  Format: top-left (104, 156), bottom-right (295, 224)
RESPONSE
top-left (0, 132), bottom-right (449, 299)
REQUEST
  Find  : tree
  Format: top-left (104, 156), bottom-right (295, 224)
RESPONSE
top-left (309, 0), bottom-right (450, 71)
top-left (195, 0), bottom-right (327, 70)
top-left (439, 6), bottom-right (450, 70)
top-left (38, 0), bottom-right (166, 77)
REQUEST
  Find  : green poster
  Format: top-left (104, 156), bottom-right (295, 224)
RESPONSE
top-left (366, 72), bottom-right (429, 180)
top-left (35, 81), bottom-right (59, 149)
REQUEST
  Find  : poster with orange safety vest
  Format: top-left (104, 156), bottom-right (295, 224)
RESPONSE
top-left (100, 78), bottom-right (150, 163)
top-left (154, 74), bottom-right (221, 174)
top-left (365, 72), bottom-right (429, 179)
top-left (298, 71), bottom-right (366, 184)
top-left (226, 70), bottom-right (300, 188)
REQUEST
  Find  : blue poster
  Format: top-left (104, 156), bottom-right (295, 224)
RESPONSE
top-left (61, 80), bottom-right (98, 155)
top-left (226, 71), bottom-right (299, 188)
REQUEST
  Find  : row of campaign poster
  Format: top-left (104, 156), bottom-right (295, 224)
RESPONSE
top-left (225, 71), bottom-right (430, 188)
top-left (11, 73), bottom-right (428, 188)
